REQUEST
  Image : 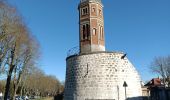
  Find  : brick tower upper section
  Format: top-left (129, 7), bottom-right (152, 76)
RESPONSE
top-left (78, 0), bottom-right (105, 54)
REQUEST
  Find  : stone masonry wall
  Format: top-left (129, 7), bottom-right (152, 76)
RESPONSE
top-left (64, 52), bottom-right (142, 100)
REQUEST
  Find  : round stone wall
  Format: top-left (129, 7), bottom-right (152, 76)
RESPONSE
top-left (64, 52), bottom-right (142, 100)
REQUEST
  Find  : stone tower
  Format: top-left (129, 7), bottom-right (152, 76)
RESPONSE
top-left (79, 0), bottom-right (105, 53)
top-left (64, 0), bottom-right (142, 100)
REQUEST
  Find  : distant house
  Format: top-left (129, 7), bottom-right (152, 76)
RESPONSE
top-left (145, 78), bottom-right (162, 87)
top-left (144, 78), bottom-right (170, 100)
top-left (142, 86), bottom-right (149, 97)
top-left (141, 86), bottom-right (150, 100)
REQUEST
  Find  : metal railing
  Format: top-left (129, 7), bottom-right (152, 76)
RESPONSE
top-left (67, 46), bottom-right (80, 57)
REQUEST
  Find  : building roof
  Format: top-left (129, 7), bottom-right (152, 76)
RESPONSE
top-left (145, 78), bottom-right (162, 87)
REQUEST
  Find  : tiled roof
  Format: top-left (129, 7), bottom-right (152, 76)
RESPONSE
top-left (145, 78), bottom-right (161, 87)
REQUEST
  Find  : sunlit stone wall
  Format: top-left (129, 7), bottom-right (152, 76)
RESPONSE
top-left (64, 52), bottom-right (142, 100)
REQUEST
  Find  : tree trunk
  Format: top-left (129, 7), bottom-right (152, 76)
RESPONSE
top-left (11, 71), bottom-right (22, 100)
top-left (20, 85), bottom-right (23, 96)
top-left (12, 87), bottom-right (17, 100)
top-left (11, 81), bottom-right (16, 100)
top-left (4, 45), bottom-right (16, 100)
top-left (4, 65), bottom-right (15, 100)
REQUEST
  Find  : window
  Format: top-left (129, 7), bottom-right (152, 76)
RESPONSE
top-left (101, 27), bottom-right (104, 39)
top-left (99, 9), bottom-right (102, 16)
top-left (100, 26), bottom-right (102, 39)
top-left (82, 7), bottom-right (88, 15)
top-left (92, 28), bottom-right (96, 35)
top-left (92, 7), bottom-right (95, 12)
top-left (82, 24), bottom-right (90, 40)
top-left (83, 25), bottom-right (86, 39)
top-left (99, 26), bottom-right (104, 40)
top-left (86, 24), bottom-right (90, 38)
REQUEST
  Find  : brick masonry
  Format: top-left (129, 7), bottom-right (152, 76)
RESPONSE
top-left (64, 52), bottom-right (142, 100)
top-left (79, 0), bottom-right (105, 53)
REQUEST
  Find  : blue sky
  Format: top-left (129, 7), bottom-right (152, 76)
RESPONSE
top-left (8, 0), bottom-right (170, 82)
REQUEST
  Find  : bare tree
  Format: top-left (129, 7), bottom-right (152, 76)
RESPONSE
top-left (11, 32), bottom-right (39, 100)
top-left (0, 1), bottom-right (19, 99)
top-left (1, 1), bottom-right (62, 100)
top-left (0, 1), bottom-right (40, 100)
top-left (150, 55), bottom-right (170, 87)
top-left (22, 68), bottom-right (61, 97)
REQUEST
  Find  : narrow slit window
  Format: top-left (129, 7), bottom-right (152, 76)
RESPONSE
top-left (101, 27), bottom-right (103, 39)
top-left (86, 24), bottom-right (90, 39)
top-left (92, 28), bottom-right (96, 35)
top-left (92, 8), bottom-right (95, 12)
top-left (83, 25), bottom-right (86, 39)
top-left (102, 27), bottom-right (104, 39)
top-left (99, 9), bottom-right (102, 15)
top-left (100, 26), bottom-right (102, 39)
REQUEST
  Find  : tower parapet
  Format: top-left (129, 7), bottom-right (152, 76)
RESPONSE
top-left (65, 52), bottom-right (142, 100)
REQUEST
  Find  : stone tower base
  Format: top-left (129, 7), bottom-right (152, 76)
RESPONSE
top-left (64, 51), bottom-right (142, 100)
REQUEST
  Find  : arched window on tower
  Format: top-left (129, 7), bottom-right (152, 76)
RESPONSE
top-left (86, 24), bottom-right (90, 39)
top-left (99, 26), bottom-right (104, 40)
top-left (92, 7), bottom-right (95, 12)
top-left (83, 25), bottom-right (86, 40)
top-left (82, 24), bottom-right (90, 40)
top-left (99, 26), bottom-right (102, 40)
top-left (101, 26), bottom-right (103, 39)
top-left (102, 27), bottom-right (104, 39)
top-left (82, 7), bottom-right (88, 15)
top-left (99, 9), bottom-right (102, 16)
top-left (92, 28), bottom-right (96, 36)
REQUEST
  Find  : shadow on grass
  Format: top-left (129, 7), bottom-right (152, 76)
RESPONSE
top-left (54, 93), bottom-right (64, 100)
top-left (127, 96), bottom-right (149, 100)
